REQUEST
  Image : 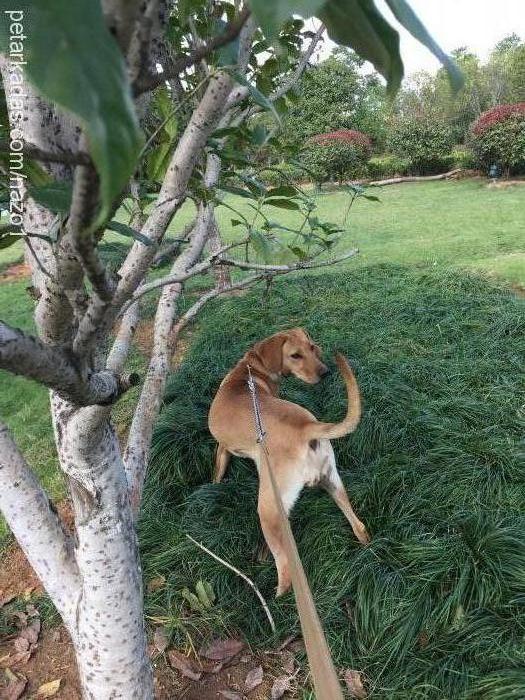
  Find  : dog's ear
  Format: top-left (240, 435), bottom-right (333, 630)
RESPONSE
top-left (254, 333), bottom-right (287, 375)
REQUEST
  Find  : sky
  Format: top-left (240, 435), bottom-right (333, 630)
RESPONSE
top-left (318, 0), bottom-right (525, 78)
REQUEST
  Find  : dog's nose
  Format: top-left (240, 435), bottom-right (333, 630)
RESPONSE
top-left (320, 365), bottom-right (330, 377)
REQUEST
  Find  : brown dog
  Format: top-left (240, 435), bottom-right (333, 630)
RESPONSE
top-left (208, 328), bottom-right (369, 596)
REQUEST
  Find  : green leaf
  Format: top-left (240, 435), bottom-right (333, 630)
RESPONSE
top-left (384, 0), bottom-right (464, 91)
top-left (219, 184), bottom-right (256, 199)
top-left (266, 185), bottom-right (298, 198)
top-left (24, 160), bottom-right (52, 187)
top-left (231, 219), bottom-right (245, 227)
top-left (147, 142), bottom-right (172, 182)
top-left (212, 126), bottom-right (244, 140)
top-left (215, 19), bottom-right (240, 66)
top-left (319, 0), bottom-right (404, 95)
top-left (250, 228), bottom-right (273, 261)
top-left (288, 245), bottom-right (309, 260)
top-left (154, 87), bottom-right (178, 140)
top-left (29, 182), bottom-right (73, 214)
top-left (180, 587), bottom-right (205, 613)
top-left (195, 580), bottom-right (214, 608)
top-left (1, 0), bottom-right (143, 225)
top-left (251, 124), bottom-right (270, 146)
top-left (248, 0), bottom-right (325, 40)
top-left (237, 174), bottom-right (267, 196)
top-left (264, 197), bottom-right (301, 210)
top-left (232, 72), bottom-right (282, 126)
top-left (106, 220), bottom-right (153, 246)
top-left (0, 234), bottom-right (19, 249)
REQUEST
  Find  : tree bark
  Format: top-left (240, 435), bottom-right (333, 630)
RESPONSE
top-left (52, 397), bottom-right (153, 699)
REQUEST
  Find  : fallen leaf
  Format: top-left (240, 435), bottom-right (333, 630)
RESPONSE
top-left (218, 692), bottom-right (242, 700)
top-left (280, 651), bottom-right (295, 675)
top-left (244, 665), bottom-right (264, 692)
top-left (153, 627), bottom-right (169, 654)
top-left (19, 619), bottom-right (40, 646)
top-left (4, 668), bottom-right (18, 682)
top-left (0, 650), bottom-right (31, 667)
top-left (271, 675), bottom-right (292, 699)
top-left (13, 638), bottom-right (29, 653)
top-left (36, 678), bottom-right (61, 697)
top-left (344, 669), bottom-right (367, 699)
top-left (207, 661), bottom-right (224, 674)
top-left (147, 576), bottom-right (166, 593)
top-left (199, 638), bottom-right (244, 661)
top-left (2, 671), bottom-right (27, 700)
top-left (168, 650), bottom-right (202, 681)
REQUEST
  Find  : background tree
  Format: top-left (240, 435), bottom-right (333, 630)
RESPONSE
top-left (0, 0), bottom-right (460, 697)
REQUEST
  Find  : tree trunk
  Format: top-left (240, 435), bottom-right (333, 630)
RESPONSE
top-left (368, 168), bottom-right (462, 186)
top-left (52, 396), bottom-right (153, 699)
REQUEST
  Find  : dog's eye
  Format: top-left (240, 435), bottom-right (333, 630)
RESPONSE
top-left (290, 352), bottom-right (302, 360)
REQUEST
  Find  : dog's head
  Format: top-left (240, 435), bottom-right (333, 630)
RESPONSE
top-left (254, 328), bottom-right (329, 384)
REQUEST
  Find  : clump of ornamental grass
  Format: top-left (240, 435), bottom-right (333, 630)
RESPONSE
top-left (140, 264), bottom-right (525, 699)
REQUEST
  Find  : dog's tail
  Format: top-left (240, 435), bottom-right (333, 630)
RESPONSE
top-left (304, 353), bottom-right (361, 441)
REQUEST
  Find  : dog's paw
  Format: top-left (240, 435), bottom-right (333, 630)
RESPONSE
top-left (357, 528), bottom-right (370, 545)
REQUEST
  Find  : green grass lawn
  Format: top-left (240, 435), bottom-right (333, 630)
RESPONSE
top-left (1, 180), bottom-right (524, 697)
top-left (144, 266), bottom-right (525, 699)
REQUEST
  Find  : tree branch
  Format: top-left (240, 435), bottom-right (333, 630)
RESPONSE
top-left (106, 301), bottom-right (140, 374)
top-left (0, 139), bottom-right (91, 166)
top-left (271, 23), bottom-right (325, 101)
top-left (100, 71), bottom-right (233, 337)
top-left (0, 423), bottom-right (81, 627)
top-left (0, 321), bottom-right (137, 406)
top-left (172, 273), bottom-right (265, 334)
top-left (225, 22), bottom-right (325, 111)
top-left (122, 236), bottom-right (249, 310)
top-left (134, 7), bottom-right (251, 94)
top-left (123, 200), bottom-right (213, 514)
top-left (218, 248), bottom-right (359, 273)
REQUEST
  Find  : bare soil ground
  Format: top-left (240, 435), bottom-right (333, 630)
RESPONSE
top-left (0, 505), bottom-right (302, 699)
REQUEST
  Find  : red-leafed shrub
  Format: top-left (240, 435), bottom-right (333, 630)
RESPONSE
top-left (303, 129), bottom-right (371, 185)
top-left (310, 129), bottom-right (372, 150)
top-left (470, 104), bottom-right (525, 174)
top-left (471, 103), bottom-right (525, 136)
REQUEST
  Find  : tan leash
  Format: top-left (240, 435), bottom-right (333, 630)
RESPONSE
top-left (247, 366), bottom-right (344, 700)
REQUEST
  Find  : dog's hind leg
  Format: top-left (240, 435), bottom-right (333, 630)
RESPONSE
top-left (213, 443), bottom-right (231, 483)
top-left (257, 466), bottom-right (303, 597)
top-left (320, 447), bottom-right (369, 545)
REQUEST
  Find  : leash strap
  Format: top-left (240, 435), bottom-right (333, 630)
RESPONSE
top-left (246, 365), bottom-right (344, 700)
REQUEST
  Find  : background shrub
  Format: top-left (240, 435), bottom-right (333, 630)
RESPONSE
top-left (387, 116), bottom-right (454, 175)
top-left (469, 103), bottom-right (525, 175)
top-left (450, 145), bottom-right (477, 169)
top-left (257, 163), bottom-right (305, 186)
top-left (302, 129), bottom-right (372, 185)
top-left (367, 153), bottom-right (412, 179)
